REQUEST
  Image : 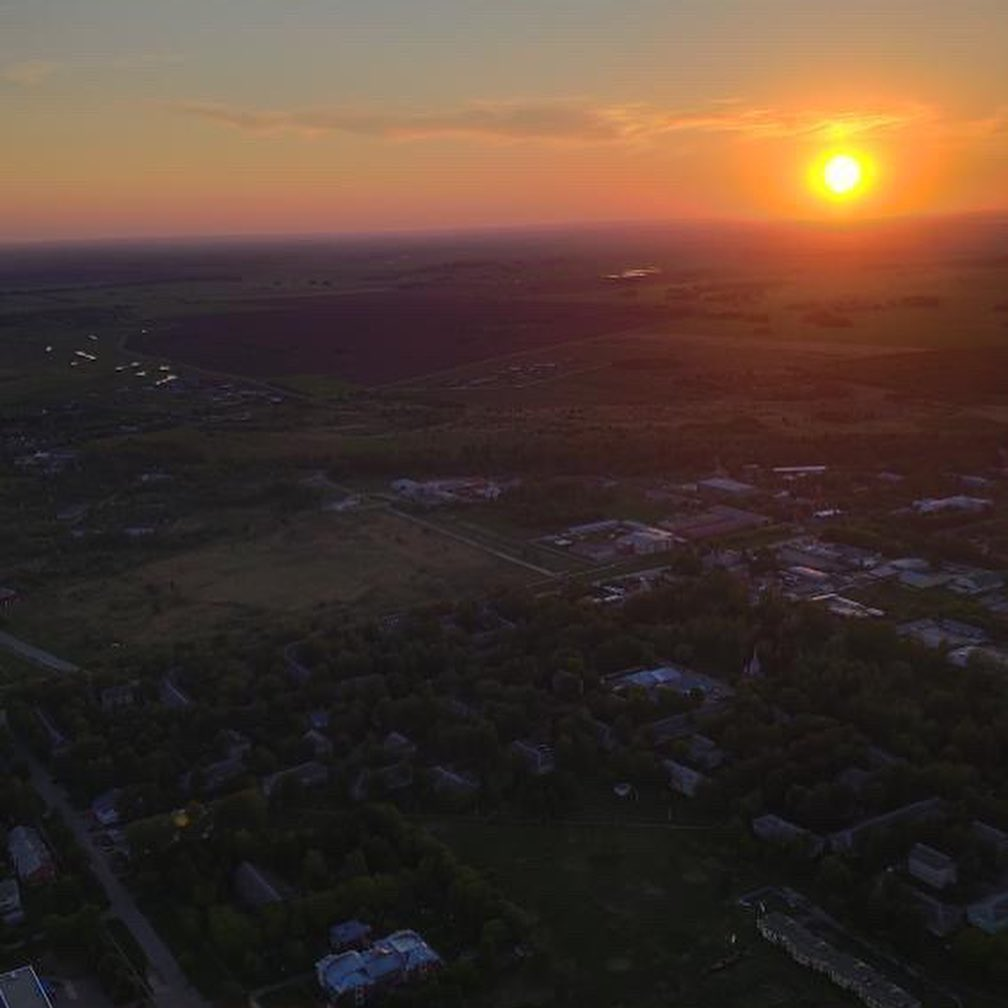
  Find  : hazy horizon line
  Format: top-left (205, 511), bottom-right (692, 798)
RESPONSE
top-left (3, 207), bottom-right (1007, 252)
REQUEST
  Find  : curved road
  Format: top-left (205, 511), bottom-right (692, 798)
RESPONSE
top-left (19, 745), bottom-right (208, 1008)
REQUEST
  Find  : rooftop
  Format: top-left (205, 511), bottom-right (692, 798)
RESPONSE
top-left (908, 843), bottom-right (955, 872)
top-left (608, 663), bottom-right (732, 700)
top-left (0, 965), bottom-right (54, 1008)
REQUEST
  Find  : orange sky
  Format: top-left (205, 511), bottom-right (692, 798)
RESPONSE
top-left (3, 1), bottom-right (1007, 241)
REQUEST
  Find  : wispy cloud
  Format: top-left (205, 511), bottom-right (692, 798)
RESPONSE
top-left (1, 59), bottom-right (60, 87)
top-left (165, 97), bottom-right (934, 145)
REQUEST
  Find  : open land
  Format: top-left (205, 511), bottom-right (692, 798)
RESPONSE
top-left (2, 217), bottom-right (1008, 1008)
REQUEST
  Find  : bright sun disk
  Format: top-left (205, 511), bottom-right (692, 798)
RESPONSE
top-left (823, 153), bottom-right (863, 195)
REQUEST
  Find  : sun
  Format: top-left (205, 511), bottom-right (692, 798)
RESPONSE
top-left (824, 154), bottom-right (862, 195)
top-left (809, 150), bottom-right (873, 203)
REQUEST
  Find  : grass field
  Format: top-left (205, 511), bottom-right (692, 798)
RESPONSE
top-left (433, 817), bottom-right (854, 1008)
top-left (6, 507), bottom-right (536, 656)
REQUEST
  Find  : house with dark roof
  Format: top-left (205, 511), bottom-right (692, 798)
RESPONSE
top-left (752, 814), bottom-right (824, 858)
top-left (262, 761), bottom-right (329, 798)
top-left (0, 964), bottom-right (54, 1008)
top-left (382, 732), bottom-right (417, 761)
top-left (159, 677), bottom-right (191, 709)
top-left (686, 734), bottom-right (725, 771)
top-left (429, 765), bottom-right (479, 799)
top-left (905, 887), bottom-right (964, 937)
top-left (330, 920), bottom-right (372, 952)
top-left (7, 827), bottom-right (55, 885)
top-left (664, 759), bottom-right (707, 797)
top-left (827, 798), bottom-right (944, 854)
top-left (234, 861), bottom-right (286, 909)
top-left (907, 843), bottom-right (957, 890)
top-left (304, 729), bottom-right (334, 759)
top-left (510, 740), bottom-right (555, 776)
top-left (0, 878), bottom-right (23, 926)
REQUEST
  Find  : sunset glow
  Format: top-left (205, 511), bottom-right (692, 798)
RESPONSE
top-left (2, 1), bottom-right (1008, 240)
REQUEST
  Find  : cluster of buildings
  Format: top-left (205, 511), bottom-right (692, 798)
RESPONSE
top-left (315, 921), bottom-right (441, 1005)
top-left (390, 477), bottom-right (509, 506)
top-left (539, 519), bottom-right (678, 562)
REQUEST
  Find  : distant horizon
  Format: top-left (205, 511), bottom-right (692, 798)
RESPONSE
top-left (4, 206), bottom-right (1008, 252)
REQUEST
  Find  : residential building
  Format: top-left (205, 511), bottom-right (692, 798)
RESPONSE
top-left (607, 663), bottom-right (733, 703)
top-left (661, 505), bottom-right (770, 542)
top-left (827, 799), bottom-right (944, 854)
top-left (0, 965), bottom-right (54, 1008)
top-left (159, 677), bottom-right (191, 709)
top-left (510, 740), bottom-right (555, 776)
top-left (304, 729), bottom-right (334, 759)
top-left (896, 619), bottom-right (988, 651)
top-left (7, 827), bottom-right (56, 885)
top-left (234, 861), bottom-right (285, 909)
top-left (697, 476), bottom-right (757, 498)
top-left (897, 569), bottom-right (952, 591)
top-left (262, 761), bottom-right (329, 798)
top-left (664, 759), bottom-right (707, 797)
top-left (907, 844), bottom-right (957, 890)
top-left (972, 820), bottom-right (1008, 856)
top-left (616, 526), bottom-right (677, 555)
top-left (0, 878), bottom-right (23, 926)
top-left (819, 595), bottom-right (885, 619)
top-left (912, 495), bottom-right (992, 514)
top-left (191, 754), bottom-right (248, 793)
top-left (330, 920), bottom-right (372, 953)
top-left (429, 765), bottom-right (479, 798)
top-left (372, 762), bottom-right (414, 792)
top-left (686, 734), bottom-right (725, 771)
top-left (585, 716), bottom-right (615, 751)
top-left (777, 540), bottom-right (880, 574)
top-left (758, 911), bottom-right (920, 1008)
top-left (905, 887), bottom-right (964, 937)
top-left (752, 814), bottom-right (824, 858)
top-left (967, 891), bottom-right (1008, 934)
top-left (648, 713), bottom-right (694, 743)
top-left (316, 929), bottom-right (441, 1005)
top-left (948, 569), bottom-right (1004, 596)
top-left (382, 732), bottom-right (417, 761)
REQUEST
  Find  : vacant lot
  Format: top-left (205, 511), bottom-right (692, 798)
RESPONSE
top-left (434, 818), bottom-right (853, 1008)
top-left (7, 508), bottom-right (535, 655)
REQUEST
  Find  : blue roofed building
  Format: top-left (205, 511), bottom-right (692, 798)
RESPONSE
top-left (316, 929), bottom-right (440, 1004)
top-left (607, 663), bottom-right (733, 703)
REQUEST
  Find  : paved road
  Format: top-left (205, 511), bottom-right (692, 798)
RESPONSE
top-left (19, 746), bottom-right (208, 1008)
top-left (0, 631), bottom-right (79, 674)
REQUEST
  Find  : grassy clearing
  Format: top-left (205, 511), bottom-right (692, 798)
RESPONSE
top-left (433, 818), bottom-right (853, 1008)
top-left (6, 508), bottom-right (535, 654)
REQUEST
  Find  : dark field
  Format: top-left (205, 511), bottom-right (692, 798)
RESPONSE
top-left (129, 292), bottom-right (679, 384)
